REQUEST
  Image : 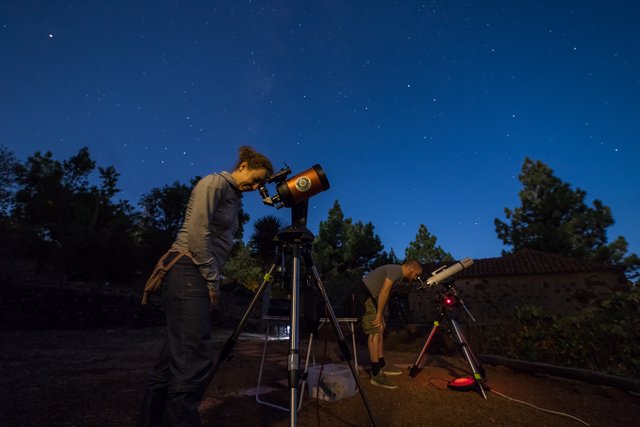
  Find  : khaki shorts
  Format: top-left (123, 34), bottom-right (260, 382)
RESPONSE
top-left (360, 297), bottom-right (382, 335)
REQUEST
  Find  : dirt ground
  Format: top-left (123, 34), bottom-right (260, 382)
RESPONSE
top-left (1, 326), bottom-right (639, 427)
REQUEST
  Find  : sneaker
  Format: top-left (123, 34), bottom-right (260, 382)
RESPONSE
top-left (370, 372), bottom-right (398, 389)
top-left (382, 368), bottom-right (403, 376)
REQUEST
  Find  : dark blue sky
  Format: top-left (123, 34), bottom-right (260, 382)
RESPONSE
top-left (2, 1), bottom-right (639, 260)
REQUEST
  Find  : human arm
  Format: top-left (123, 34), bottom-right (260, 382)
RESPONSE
top-left (183, 176), bottom-right (226, 281)
top-left (372, 277), bottom-right (394, 328)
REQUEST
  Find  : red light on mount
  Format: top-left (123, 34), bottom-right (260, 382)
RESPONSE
top-left (444, 295), bottom-right (454, 306)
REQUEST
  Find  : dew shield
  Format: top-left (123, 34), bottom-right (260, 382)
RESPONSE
top-left (276, 164), bottom-right (330, 207)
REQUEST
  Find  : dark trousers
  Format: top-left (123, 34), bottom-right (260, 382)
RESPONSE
top-left (138, 257), bottom-right (213, 427)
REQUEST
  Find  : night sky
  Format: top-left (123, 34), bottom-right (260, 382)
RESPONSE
top-left (2, 1), bottom-right (639, 261)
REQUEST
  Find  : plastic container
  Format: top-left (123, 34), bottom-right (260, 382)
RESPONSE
top-left (306, 363), bottom-right (356, 401)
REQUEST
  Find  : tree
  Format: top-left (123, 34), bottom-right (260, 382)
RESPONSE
top-left (371, 248), bottom-right (400, 270)
top-left (0, 145), bottom-right (18, 216)
top-left (495, 158), bottom-right (638, 276)
top-left (312, 200), bottom-right (346, 276)
top-left (312, 200), bottom-right (386, 305)
top-left (404, 224), bottom-right (454, 263)
top-left (0, 146), bottom-right (19, 248)
top-left (90, 165), bottom-right (138, 280)
top-left (11, 147), bottom-right (137, 281)
top-left (234, 207), bottom-right (250, 243)
top-left (138, 180), bottom-right (192, 257)
top-left (222, 242), bottom-right (262, 291)
top-left (249, 215), bottom-right (284, 268)
top-left (343, 219), bottom-right (384, 277)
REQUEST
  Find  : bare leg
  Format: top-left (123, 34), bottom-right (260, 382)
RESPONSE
top-left (368, 332), bottom-right (380, 363)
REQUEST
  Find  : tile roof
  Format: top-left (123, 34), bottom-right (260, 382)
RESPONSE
top-left (421, 249), bottom-right (622, 280)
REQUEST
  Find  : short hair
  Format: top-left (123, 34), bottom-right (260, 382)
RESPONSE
top-left (235, 145), bottom-right (273, 176)
top-left (403, 259), bottom-right (422, 272)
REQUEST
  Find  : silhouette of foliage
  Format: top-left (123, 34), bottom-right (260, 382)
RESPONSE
top-left (495, 157), bottom-right (638, 279)
top-left (312, 200), bottom-right (385, 305)
top-left (404, 224), bottom-right (453, 263)
top-left (11, 147), bottom-right (136, 282)
top-left (248, 215), bottom-right (284, 268)
top-left (222, 242), bottom-right (262, 292)
top-left (0, 145), bottom-right (18, 217)
top-left (137, 180), bottom-right (193, 262)
top-left (479, 289), bottom-right (640, 378)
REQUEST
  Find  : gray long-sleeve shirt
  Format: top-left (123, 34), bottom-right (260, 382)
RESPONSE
top-left (171, 171), bottom-right (241, 284)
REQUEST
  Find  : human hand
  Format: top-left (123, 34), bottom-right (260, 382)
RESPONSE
top-left (372, 314), bottom-right (383, 328)
top-left (207, 281), bottom-right (219, 310)
top-left (209, 288), bottom-right (218, 310)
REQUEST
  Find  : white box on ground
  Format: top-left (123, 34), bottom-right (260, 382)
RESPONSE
top-left (307, 363), bottom-right (356, 402)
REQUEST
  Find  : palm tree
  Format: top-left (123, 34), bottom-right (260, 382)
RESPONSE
top-left (249, 215), bottom-right (284, 268)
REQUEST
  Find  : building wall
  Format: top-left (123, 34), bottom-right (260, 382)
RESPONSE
top-left (406, 271), bottom-right (627, 325)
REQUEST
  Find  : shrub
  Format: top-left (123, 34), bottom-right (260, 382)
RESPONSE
top-left (474, 288), bottom-right (640, 378)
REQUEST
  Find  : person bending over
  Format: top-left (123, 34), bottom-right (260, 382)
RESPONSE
top-left (356, 260), bottom-right (422, 389)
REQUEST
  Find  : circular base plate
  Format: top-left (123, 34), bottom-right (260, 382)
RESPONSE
top-left (447, 376), bottom-right (476, 391)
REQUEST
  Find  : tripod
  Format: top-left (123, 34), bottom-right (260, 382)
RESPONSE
top-left (408, 280), bottom-right (488, 399)
top-left (207, 201), bottom-right (376, 427)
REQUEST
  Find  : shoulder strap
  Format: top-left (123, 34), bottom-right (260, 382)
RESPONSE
top-left (141, 248), bottom-right (193, 304)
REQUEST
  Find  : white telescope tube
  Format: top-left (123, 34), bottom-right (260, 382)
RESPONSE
top-left (425, 257), bottom-right (474, 286)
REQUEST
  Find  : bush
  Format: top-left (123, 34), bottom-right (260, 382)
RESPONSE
top-left (474, 288), bottom-right (640, 378)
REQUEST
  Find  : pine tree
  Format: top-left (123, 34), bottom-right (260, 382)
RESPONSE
top-left (312, 200), bottom-right (385, 304)
top-left (313, 200), bottom-right (346, 278)
top-left (404, 224), bottom-right (453, 263)
top-left (495, 157), bottom-right (638, 275)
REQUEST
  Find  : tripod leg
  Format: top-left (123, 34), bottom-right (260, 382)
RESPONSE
top-left (288, 245), bottom-right (302, 425)
top-left (408, 314), bottom-right (442, 378)
top-left (449, 317), bottom-right (488, 399)
top-left (206, 263), bottom-right (277, 385)
top-left (303, 252), bottom-right (377, 427)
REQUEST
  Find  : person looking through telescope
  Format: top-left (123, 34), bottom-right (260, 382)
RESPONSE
top-left (355, 260), bottom-right (423, 389)
top-left (138, 146), bottom-right (273, 427)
